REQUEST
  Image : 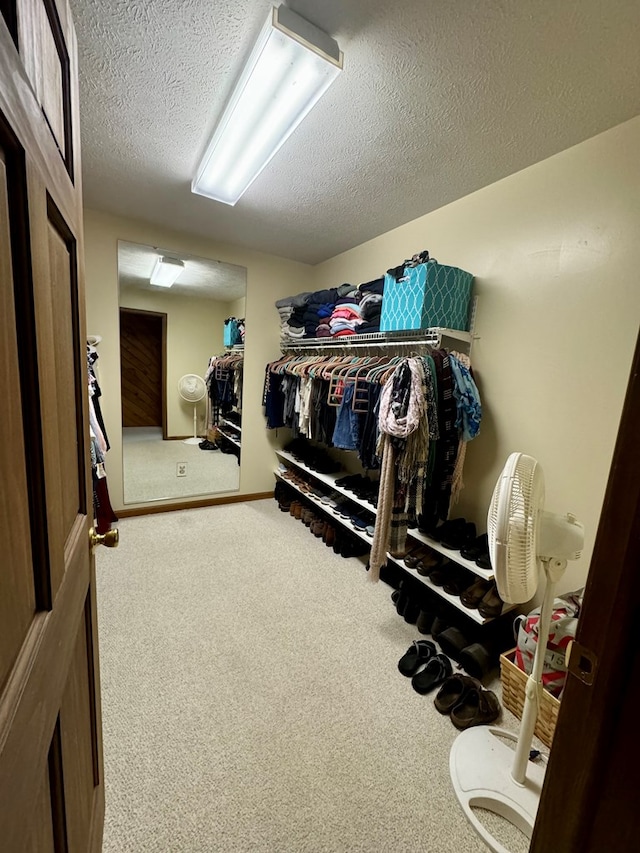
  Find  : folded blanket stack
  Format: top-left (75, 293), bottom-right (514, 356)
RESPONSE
top-left (356, 277), bottom-right (385, 334)
top-left (276, 281), bottom-right (384, 341)
top-left (303, 287), bottom-right (338, 338)
top-left (329, 288), bottom-right (363, 338)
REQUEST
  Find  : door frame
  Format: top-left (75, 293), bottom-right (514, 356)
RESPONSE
top-left (119, 306), bottom-right (167, 439)
top-left (531, 326), bottom-right (640, 851)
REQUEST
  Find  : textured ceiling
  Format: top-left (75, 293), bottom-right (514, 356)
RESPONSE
top-left (71, 0), bottom-right (640, 265)
top-left (118, 241), bottom-right (246, 301)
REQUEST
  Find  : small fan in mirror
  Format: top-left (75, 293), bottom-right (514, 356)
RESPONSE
top-left (178, 374), bottom-right (206, 445)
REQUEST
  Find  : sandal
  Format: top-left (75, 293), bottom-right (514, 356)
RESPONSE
top-left (450, 686), bottom-right (501, 730)
top-left (411, 653), bottom-right (452, 695)
top-left (434, 674), bottom-right (482, 715)
top-left (397, 640), bottom-right (437, 676)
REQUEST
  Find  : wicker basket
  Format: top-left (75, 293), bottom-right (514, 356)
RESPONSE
top-left (499, 648), bottom-right (561, 749)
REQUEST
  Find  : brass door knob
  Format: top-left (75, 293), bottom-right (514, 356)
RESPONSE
top-left (89, 527), bottom-right (119, 549)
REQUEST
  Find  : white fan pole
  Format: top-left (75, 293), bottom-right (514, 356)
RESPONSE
top-left (182, 405), bottom-right (201, 445)
top-left (511, 559), bottom-right (563, 783)
top-left (450, 451), bottom-right (584, 853)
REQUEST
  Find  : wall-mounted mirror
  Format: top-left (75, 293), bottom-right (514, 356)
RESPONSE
top-left (118, 240), bottom-right (246, 504)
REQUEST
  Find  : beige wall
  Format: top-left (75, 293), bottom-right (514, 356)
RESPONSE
top-left (119, 286), bottom-right (231, 436)
top-left (313, 116), bottom-right (640, 595)
top-left (227, 296), bottom-right (246, 319)
top-left (85, 117), bottom-right (640, 596)
top-left (84, 208), bottom-right (312, 511)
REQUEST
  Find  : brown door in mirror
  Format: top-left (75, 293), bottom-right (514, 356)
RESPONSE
top-left (0, 1), bottom-right (104, 850)
top-left (120, 307), bottom-right (167, 433)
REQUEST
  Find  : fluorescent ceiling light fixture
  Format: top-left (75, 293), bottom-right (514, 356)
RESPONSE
top-left (192, 4), bottom-right (343, 206)
top-left (150, 256), bottom-right (184, 287)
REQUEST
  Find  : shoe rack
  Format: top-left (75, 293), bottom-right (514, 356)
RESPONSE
top-left (217, 417), bottom-right (241, 449)
top-left (275, 448), bottom-right (516, 626)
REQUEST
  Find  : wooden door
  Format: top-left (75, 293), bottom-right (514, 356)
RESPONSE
top-left (119, 307), bottom-right (166, 432)
top-left (0, 2), bottom-right (104, 851)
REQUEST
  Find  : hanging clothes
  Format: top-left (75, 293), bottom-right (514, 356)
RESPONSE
top-left (87, 342), bottom-right (118, 533)
top-left (205, 352), bottom-right (244, 435)
top-left (263, 346), bottom-right (482, 580)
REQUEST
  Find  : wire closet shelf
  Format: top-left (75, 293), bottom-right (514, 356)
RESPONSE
top-left (279, 296), bottom-right (478, 353)
top-left (279, 327), bottom-right (474, 354)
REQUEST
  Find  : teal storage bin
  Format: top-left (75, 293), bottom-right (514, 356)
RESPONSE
top-left (379, 261), bottom-right (474, 332)
top-left (223, 318), bottom-right (240, 346)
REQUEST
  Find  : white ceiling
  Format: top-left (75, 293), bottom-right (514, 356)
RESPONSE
top-left (118, 241), bottom-right (246, 301)
top-left (71, 0), bottom-right (640, 265)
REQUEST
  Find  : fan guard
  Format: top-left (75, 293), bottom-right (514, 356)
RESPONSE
top-left (488, 452), bottom-right (545, 605)
top-left (178, 374), bottom-right (206, 403)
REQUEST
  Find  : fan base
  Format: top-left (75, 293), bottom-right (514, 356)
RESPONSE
top-left (450, 727), bottom-right (546, 853)
top-left (182, 437), bottom-right (201, 445)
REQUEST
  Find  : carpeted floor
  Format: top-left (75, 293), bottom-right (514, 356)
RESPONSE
top-left (122, 427), bottom-right (240, 503)
top-left (95, 499), bottom-right (531, 852)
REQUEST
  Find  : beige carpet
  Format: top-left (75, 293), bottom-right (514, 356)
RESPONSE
top-left (95, 500), bottom-right (532, 852)
top-left (122, 427), bottom-right (240, 503)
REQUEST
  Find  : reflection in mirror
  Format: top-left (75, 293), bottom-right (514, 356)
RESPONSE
top-left (118, 241), bottom-right (246, 504)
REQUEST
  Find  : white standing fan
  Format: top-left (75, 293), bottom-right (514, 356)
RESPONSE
top-left (178, 374), bottom-right (206, 445)
top-left (450, 452), bottom-right (584, 853)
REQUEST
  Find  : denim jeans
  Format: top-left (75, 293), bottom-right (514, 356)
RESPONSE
top-left (332, 384), bottom-right (360, 450)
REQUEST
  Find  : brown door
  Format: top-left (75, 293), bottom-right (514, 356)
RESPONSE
top-left (119, 307), bottom-right (167, 433)
top-left (0, 2), bottom-right (105, 851)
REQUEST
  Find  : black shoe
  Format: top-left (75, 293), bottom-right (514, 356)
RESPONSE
top-left (403, 598), bottom-right (420, 624)
top-left (416, 609), bottom-right (436, 635)
top-left (199, 439), bottom-right (219, 450)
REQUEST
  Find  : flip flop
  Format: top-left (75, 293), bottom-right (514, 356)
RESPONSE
top-left (411, 653), bottom-right (452, 694)
top-left (397, 640), bottom-right (437, 676)
top-left (450, 687), bottom-right (501, 730)
top-left (434, 674), bottom-right (482, 715)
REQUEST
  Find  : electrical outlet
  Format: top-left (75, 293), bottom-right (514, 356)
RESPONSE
top-left (177, 462), bottom-right (187, 477)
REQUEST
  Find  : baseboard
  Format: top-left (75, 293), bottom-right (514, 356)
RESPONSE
top-left (165, 434), bottom-right (199, 441)
top-left (117, 491), bottom-right (273, 518)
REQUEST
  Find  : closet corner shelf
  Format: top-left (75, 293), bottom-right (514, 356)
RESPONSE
top-left (280, 327), bottom-right (471, 352)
